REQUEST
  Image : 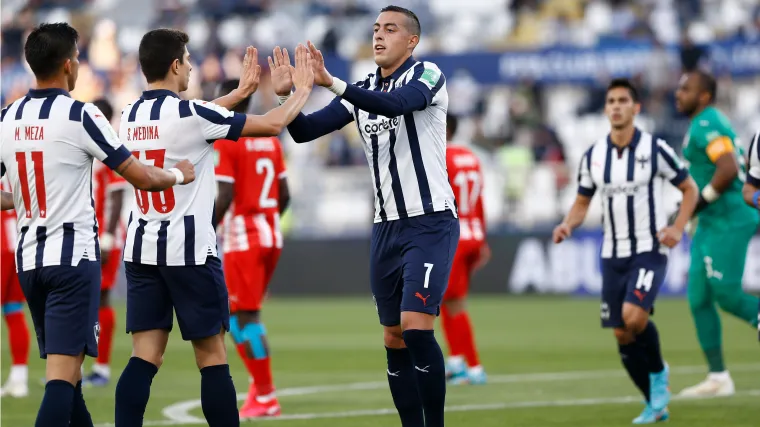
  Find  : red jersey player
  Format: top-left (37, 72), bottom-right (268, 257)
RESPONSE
top-left (0, 174), bottom-right (30, 397)
top-left (82, 98), bottom-right (128, 387)
top-left (442, 115), bottom-right (490, 385)
top-left (214, 79), bottom-right (290, 419)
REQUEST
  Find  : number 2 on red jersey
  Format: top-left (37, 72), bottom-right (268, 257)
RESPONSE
top-left (256, 157), bottom-right (277, 209)
top-left (132, 149), bottom-right (176, 214)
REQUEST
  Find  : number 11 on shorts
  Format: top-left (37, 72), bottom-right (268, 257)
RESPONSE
top-left (423, 263), bottom-right (434, 288)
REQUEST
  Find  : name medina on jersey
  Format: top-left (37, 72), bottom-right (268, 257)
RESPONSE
top-left (602, 182), bottom-right (642, 197)
top-left (364, 117), bottom-right (400, 135)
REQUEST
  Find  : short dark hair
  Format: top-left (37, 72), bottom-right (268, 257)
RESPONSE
top-left (693, 70), bottom-right (717, 104)
top-left (216, 79), bottom-right (250, 114)
top-left (446, 114), bottom-right (458, 139)
top-left (606, 78), bottom-right (639, 103)
top-left (92, 98), bottom-right (114, 122)
top-left (380, 5), bottom-right (421, 36)
top-left (139, 29), bottom-right (190, 83)
top-left (24, 23), bottom-right (79, 80)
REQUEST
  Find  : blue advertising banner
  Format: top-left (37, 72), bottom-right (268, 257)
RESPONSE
top-left (418, 40), bottom-right (760, 85)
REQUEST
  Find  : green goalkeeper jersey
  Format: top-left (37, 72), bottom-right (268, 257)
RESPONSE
top-left (682, 106), bottom-right (758, 229)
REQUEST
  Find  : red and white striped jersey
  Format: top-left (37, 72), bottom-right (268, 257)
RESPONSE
top-left (120, 89), bottom-right (245, 266)
top-left (214, 137), bottom-right (286, 253)
top-left (93, 160), bottom-right (128, 245)
top-left (446, 144), bottom-right (486, 242)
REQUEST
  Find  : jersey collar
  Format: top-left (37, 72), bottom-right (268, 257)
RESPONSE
top-left (27, 88), bottom-right (71, 98)
top-left (141, 89), bottom-right (180, 100)
top-left (374, 56), bottom-right (418, 86)
top-left (607, 127), bottom-right (642, 150)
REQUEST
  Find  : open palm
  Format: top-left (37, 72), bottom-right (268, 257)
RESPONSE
top-left (307, 40), bottom-right (334, 87)
top-left (268, 46), bottom-right (293, 96)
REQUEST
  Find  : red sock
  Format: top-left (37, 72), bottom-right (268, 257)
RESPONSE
top-left (235, 343), bottom-right (274, 396)
top-left (440, 305), bottom-right (461, 356)
top-left (96, 306), bottom-right (115, 365)
top-left (4, 312), bottom-right (30, 365)
top-left (451, 311), bottom-right (480, 367)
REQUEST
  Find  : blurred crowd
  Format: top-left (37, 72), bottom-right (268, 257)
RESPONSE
top-left (2, 0), bottom-right (760, 234)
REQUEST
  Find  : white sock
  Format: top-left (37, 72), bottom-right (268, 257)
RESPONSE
top-left (708, 371), bottom-right (731, 382)
top-left (468, 365), bottom-right (484, 376)
top-left (8, 365), bottom-right (28, 383)
top-left (256, 392), bottom-right (276, 403)
top-left (92, 364), bottom-right (111, 378)
top-left (448, 356), bottom-right (465, 367)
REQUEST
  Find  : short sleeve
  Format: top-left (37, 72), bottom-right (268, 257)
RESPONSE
top-left (274, 138), bottom-right (287, 180)
top-left (577, 147), bottom-right (596, 197)
top-left (214, 139), bottom-right (236, 183)
top-left (656, 139), bottom-right (688, 186)
top-left (190, 100), bottom-right (246, 142)
top-left (405, 62), bottom-right (446, 108)
top-left (747, 132), bottom-right (760, 187)
top-left (81, 103), bottom-right (131, 171)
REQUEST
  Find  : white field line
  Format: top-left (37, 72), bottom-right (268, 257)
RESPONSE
top-left (89, 363), bottom-right (760, 426)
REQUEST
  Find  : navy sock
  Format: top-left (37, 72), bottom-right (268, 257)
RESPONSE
top-left (619, 342), bottom-right (651, 401)
top-left (35, 379), bottom-right (75, 427)
top-left (200, 364), bottom-right (239, 427)
top-left (403, 329), bottom-right (446, 427)
top-left (115, 357), bottom-right (158, 427)
top-left (385, 347), bottom-right (425, 427)
top-left (637, 321), bottom-right (665, 373)
top-left (70, 380), bottom-right (94, 427)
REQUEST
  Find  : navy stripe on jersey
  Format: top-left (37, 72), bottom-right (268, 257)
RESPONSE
top-left (16, 226), bottom-right (28, 271)
top-left (1, 106), bottom-right (8, 122)
top-left (626, 149), bottom-right (637, 255)
top-left (35, 227), bottom-right (47, 268)
top-left (184, 216), bottom-right (195, 264)
top-left (648, 138), bottom-right (659, 252)
top-left (178, 100), bottom-right (192, 118)
top-left (150, 96), bottom-right (165, 120)
top-left (69, 101), bottom-right (84, 122)
top-left (38, 96), bottom-right (56, 119)
top-left (749, 133), bottom-right (760, 187)
top-left (603, 144), bottom-right (616, 258)
top-left (657, 144), bottom-right (688, 185)
top-left (83, 112), bottom-right (131, 170)
top-left (15, 97), bottom-right (30, 120)
top-left (1, 162), bottom-right (5, 177)
top-left (61, 223), bottom-right (75, 264)
top-left (370, 134), bottom-right (388, 221)
top-left (124, 212), bottom-right (133, 253)
top-left (193, 104), bottom-right (246, 142)
top-left (387, 129), bottom-right (408, 219)
top-left (157, 220), bottom-right (170, 266)
top-left (128, 99), bottom-right (144, 122)
top-left (90, 165), bottom-right (100, 261)
top-left (578, 148), bottom-right (596, 197)
top-left (404, 113), bottom-right (434, 214)
top-left (132, 219), bottom-right (148, 264)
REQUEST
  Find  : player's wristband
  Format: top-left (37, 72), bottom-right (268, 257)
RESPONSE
top-left (100, 232), bottom-right (114, 252)
top-left (277, 93), bottom-right (291, 105)
top-left (168, 168), bottom-right (184, 185)
top-left (326, 77), bottom-right (347, 96)
top-left (753, 190), bottom-right (760, 208)
top-left (694, 184), bottom-right (719, 215)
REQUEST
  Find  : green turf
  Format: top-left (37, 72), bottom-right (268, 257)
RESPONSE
top-left (2, 296), bottom-right (759, 426)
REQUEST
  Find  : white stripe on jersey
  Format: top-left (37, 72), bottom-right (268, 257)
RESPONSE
top-left (577, 129), bottom-right (687, 259)
top-left (336, 57), bottom-right (456, 222)
top-left (0, 88), bottom-right (131, 272)
top-left (746, 131), bottom-right (760, 187)
top-left (120, 90), bottom-right (245, 266)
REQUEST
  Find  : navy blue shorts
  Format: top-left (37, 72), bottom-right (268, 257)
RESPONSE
top-left (600, 251), bottom-right (667, 328)
top-left (125, 256), bottom-right (230, 341)
top-left (370, 210), bottom-right (459, 326)
top-left (18, 261), bottom-right (101, 359)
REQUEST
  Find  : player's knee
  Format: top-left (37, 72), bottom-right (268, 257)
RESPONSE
top-left (131, 330), bottom-right (169, 368)
top-left (192, 331), bottom-right (228, 369)
top-left (383, 326), bottom-right (405, 348)
top-left (443, 298), bottom-right (466, 316)
top-left (622, 304), bottom-right (649, 335)
top-left (46, 353), bottom-right (86, 384)
top-left (613, 328), bottom-right (634, 345)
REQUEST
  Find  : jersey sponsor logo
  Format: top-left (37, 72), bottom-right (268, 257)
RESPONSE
top-left (601, 183), bottom-right (641, 197)
top-left (364, 117), bottom-right (400, 135)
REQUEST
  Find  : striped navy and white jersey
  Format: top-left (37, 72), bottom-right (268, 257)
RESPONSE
top-left (577, 129), bottom-right (688, 259)
top-left (746, 131), bottom-right (760, 186)
top-left (339, 57), bottom-right (456, 222)
top-left (0, 88), bottom-right (131, 272)
top-left (120, 90), bottom-right (245, 266)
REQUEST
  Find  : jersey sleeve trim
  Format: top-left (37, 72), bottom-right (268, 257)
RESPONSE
top-left (106, 181), bottom-right (130, 192)
top-left (278, 171), bottom-right (287, 179)
top-left (577, 146), bottom-right (596, 197)
top-left (82, 112), bottom-right (131, 170)
top-left (216, 175), bottom-right (235, 183)
top-left (193, 104), bottom-right (246, 142)
top-left (670, 168), bottom-right (688, 186)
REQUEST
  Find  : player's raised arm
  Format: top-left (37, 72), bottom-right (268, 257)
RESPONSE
top-left (211, 46), bottom-right (261, 111)
top-left (553, 149), bottom-right (595, 244)
top-left (306, 41), bottom-right (432, 118)
top-left (742, 132), bottom-right (760, 208)
top-left (80, 104), bottom-right (195, 191)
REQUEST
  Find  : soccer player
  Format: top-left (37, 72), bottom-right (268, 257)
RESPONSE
top-left (81, 97), bottom-right (128, 387)
top-left (741, 130), bottom-right (760, 342)
top-left (213, 79), bottom-right (290, 418)
top-left (0, 22), bottom-right (195, 427)
top-left (113, 30), bottom-right (313, 427)
top-left (0, 173), bottom-right (30, 398)
top-left (552, 78), bottom-right (699, 424)
top-left (674, 71), bottom-right (760, 397)
top-left (441, 114), bottom-right (489, 385)
top-left (271, 6), bottom-right (459, 427)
